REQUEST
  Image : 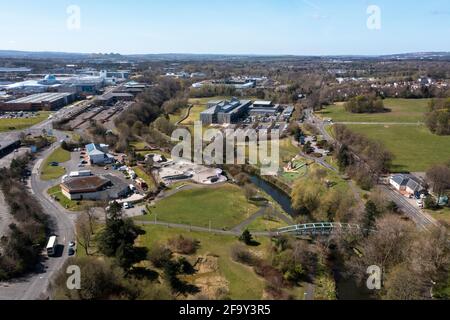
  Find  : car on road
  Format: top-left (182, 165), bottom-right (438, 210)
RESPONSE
top-left (50, 162), bottom-right (59, 167)
top-left (69, 241), bottom-right (76, 248)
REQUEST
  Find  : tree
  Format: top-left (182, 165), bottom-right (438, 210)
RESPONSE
top-left (362, 200), bottom-right (380, 231)
top-left (98, 204), bottom-right (147, 271)
top-left (426, 164), bottom-right (450, 201)
top-left (76, 212), bottom-right (92, 256)
top-left (337, 145), bottom-right (351, 171)
top-left (51, 257), bottom-right (126, 300)
top-left (239, 230), bottom-right (254, 246)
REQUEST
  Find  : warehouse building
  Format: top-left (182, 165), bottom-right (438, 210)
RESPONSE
top-left (200, 98), bottom-right (252, 125)
top-left (0, 92), bottom-right (76, 111)
top-left (86, 143), bottom-right (115, 165)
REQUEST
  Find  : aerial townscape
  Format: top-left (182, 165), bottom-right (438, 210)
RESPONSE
top-left (0, 1), bottom-right (449, 310)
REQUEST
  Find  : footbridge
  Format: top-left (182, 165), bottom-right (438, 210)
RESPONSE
top-left (276, 222), bottom-right (370, 236)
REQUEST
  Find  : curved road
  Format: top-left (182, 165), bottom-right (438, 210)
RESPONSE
top-left (0, 129), bottom-right (75, 300)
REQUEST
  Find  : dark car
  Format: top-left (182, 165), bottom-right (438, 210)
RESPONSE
top-left (68, 248), bottom-right (76, 256)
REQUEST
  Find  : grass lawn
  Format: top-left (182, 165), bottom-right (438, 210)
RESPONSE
top-left (138, 184), bottom-right (259, 230)
top-left (136, 224), bottom-right (269, 300)
top-left (41, 147), bottom-right (71, 181)
top-left (346, 124), bottom-right (450, 172)
top-left (428, 207), bottom-right (450, 225)
top-left (47, 185), bottom-right (97, 212)
top-left (133, 166), bottom-right (157, 192)
top-left (317, 99), bottom-right (430, 123)
top-left (0, 111), bottom-right (52, 132)
top-left (246, 214), bottom-right (287, 232)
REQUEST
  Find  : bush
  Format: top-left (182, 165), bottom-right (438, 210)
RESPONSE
top-left (167, 235), bottom-right (199, 255)
top-left (230, 245), bottom-right (257, 266)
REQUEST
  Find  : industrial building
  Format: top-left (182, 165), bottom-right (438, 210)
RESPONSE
top-left (248, 101), bottom-right (280, 116)
top-left (60, 174), bottom-right (130, 201)
top-left (86, 143), bottom-right (115, 165)
top-left (200, 98), bottom-right (252, 125)
top-left (0, 92), bottom-right (76, 111)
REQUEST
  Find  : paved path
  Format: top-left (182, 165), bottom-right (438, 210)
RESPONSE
top-left (134, 220), bottom-right (275, 237)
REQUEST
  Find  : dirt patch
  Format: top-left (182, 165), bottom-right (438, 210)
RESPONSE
top-left (189, 254), bottom-right (229, 299)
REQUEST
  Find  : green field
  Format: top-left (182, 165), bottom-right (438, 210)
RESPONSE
top-left (138, 184), bottom-right (259, 230)
top-left (41, 147), bottom-right (71, 181)
top-left (347, 124), bottom-right (450, 172)
top-left (317, 99), bottom-right (430, 123)
top-left (0, 111), bottom-right (52, 132)
top-left (246, 213), bottom-right (287, 231)
top-left (137, 225), bottom-right (270, 300)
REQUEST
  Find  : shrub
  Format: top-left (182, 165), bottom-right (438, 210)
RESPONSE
top-left (167, 235), bottom-right (199, 255)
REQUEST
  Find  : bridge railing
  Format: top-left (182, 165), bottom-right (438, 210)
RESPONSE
top-left (276, 222), bottom-right (368, 236)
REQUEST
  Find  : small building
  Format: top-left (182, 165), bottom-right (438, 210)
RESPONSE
top-left (60, 174), bottom-right (130, 201)
top-left (86, 143), bottom-right (115, 165)
top-left (389, 174), bottom-right (409, 191)
top-left (390, 174), bottom-right (425, 196)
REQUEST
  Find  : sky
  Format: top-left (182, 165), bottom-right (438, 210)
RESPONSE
top-left (0, 0), bottom-right (449, 55)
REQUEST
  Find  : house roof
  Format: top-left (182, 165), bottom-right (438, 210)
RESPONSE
top-left (391, 174), bottom-right (409, 186)
top-left (62, 176), bottom-right (110, 193)
top-left (406, 178), bottom-right (422, 191)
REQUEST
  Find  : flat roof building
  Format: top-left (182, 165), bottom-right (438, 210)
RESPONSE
top-left (200, 98), bottom-right (252, 125)
top-left (0, 92), bottom-right (76, 111)
top-left (248, 100), bottom-right (280, 116)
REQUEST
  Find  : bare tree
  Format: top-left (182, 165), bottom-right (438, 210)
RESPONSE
top-left (76, 212), bottom-right (92, 256)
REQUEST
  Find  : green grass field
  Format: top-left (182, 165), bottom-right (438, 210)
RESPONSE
top-left (0, 111), bottom-right (52, 132)
top-left (346, 124), bottom-right (450, 172)
top-left (137, 225), bottom-right (270, 299)
top-left (317, 99), bottom-right (430, 123)
top-left (41, 147), bottom-right (71, 181)
top-left (138, 184), bottom-right (259, 230)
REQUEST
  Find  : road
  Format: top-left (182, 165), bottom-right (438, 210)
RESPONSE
top-left (379, 185), bottom-right (438, 230)
top-left (306, 108), bottom-right (439, 230)
top-left (0, 126), bottom-right (76, 300)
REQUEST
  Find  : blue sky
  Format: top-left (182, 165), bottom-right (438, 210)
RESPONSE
top-left (0, 0), bottom-right (449, 55)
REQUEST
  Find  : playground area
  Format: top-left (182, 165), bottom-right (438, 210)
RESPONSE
top-left (280, 157), bottom-right (309, 183)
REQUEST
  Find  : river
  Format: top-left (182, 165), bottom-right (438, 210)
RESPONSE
top-left (249, 174), bottom-right (374, 300)
top-left (249, 175), bottom-right (295, 216)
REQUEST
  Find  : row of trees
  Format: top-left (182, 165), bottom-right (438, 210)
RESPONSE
top-left (344, 95), bottom-right (385, 114)
top-left (334, 124), bottom-right (393, 189)
top-left (425, 98), bottom-right (450, 136)
top-left (334, 214), bottom-right (450, 300)
top-left (0, 155), bottom-right (49, 280)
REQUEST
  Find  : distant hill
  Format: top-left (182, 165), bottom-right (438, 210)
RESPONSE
top-left (0, 50), bottom-right (449, 62)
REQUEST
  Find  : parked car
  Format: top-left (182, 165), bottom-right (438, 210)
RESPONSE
top-left (123, 202), bottom-right (133, 209)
